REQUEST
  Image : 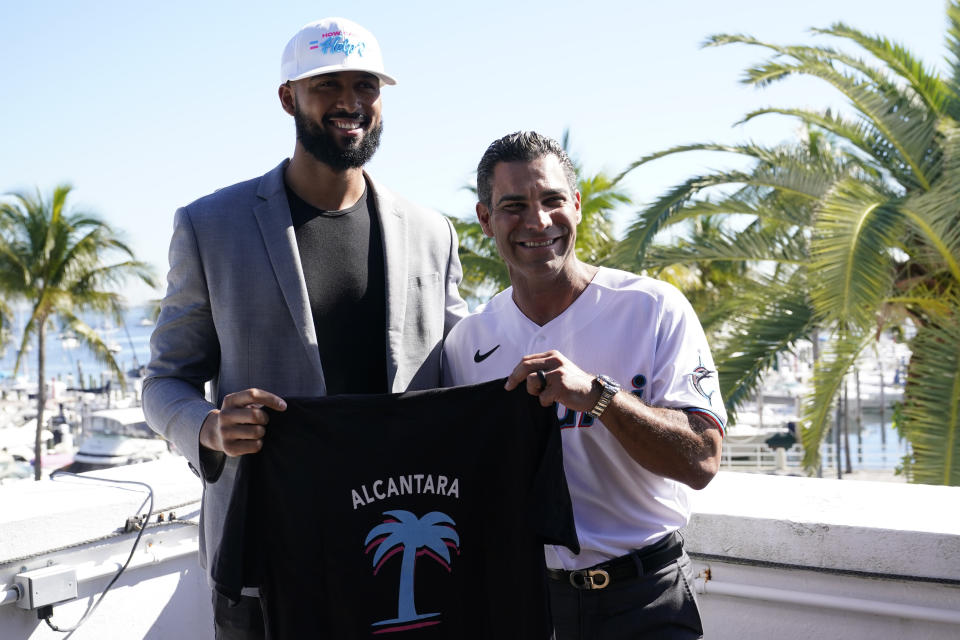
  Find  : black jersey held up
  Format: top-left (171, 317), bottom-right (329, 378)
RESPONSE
top-left (212, 379), bottom-right (579, 639)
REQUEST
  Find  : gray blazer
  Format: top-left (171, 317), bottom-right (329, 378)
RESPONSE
top-left (143, 160), bottom-right (467, 581)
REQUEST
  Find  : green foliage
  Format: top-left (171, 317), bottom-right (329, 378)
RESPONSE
top-left (897, 309), bottom-right (960, 485)
top-left (616, 3), bottom-right (960, 483)
top-left (0, 184), bottom-right (156, 479)
top-left (717, 275), bottom-right (814, 418)
top-left (448, 215), bottom-right (507, 306)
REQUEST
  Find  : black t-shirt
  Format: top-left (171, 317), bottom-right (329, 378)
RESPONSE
top-left (286, 182), bottom-right (387, 395)
top-left (212, 379), bottom-right (579, 639)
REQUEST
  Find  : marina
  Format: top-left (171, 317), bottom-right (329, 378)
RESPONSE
top-left (0, 308), bottom-right (915, 483)
top-left (0, 307), bottom-right (157, 482)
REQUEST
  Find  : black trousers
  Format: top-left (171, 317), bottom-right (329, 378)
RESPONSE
top-left (212, 591), bottom-right (265, 640)
top-left (548, 552), bottom-right (703, 640)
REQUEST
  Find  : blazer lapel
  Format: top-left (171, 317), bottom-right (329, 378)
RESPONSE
top-left (253, 162), bottom-right (325, 387)
top-left (368, 176), bottom-right (407, 391)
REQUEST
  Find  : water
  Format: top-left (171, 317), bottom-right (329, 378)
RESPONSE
top-left (0, 307), bottom-right (155, 389)
top-left (1, 310), bottom-right (911, 473)
top-left (824, 410), bottom-right (910, 471)
top-left (721, 407), bottom-right (911, 475)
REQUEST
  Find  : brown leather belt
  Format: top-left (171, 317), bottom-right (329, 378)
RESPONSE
top-left (546, 532), bottom-right (684, 590)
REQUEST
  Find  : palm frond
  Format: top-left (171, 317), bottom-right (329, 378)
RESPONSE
top-left (449, 215), bottom-right (508, 304)
top-left (788, 64), bottom-right (935, 191)
top-left (899, 316), bottom-right (960, 485)
top-left (59, 311), bottom-right (125, 386)
top-left (738, 107), bottom-right (921, 190)
top-left (576, 169), bottom-right (628, 264)
top-left (943, 0), bottom-right (960, 117)
top-left (715, 284), bottom-right (814, 418)
top-left (897, 118), bottom-right (960, 284)
top-left (1, 184), bottom-right (147, 378)
top-left (808, 179), bottom-right (903, 331)
top-left (644, 222), bottom-right (806, 269)
top-left (800, 330), bottom-right (874, 472)
top-left (884, 295), bottom-right (954, 316)
top-left (708, 35), bottom-right (939, 191)
top-left (458, 250), bottom-right (508, 286)
top-left (616, 140), bottom-right (807, 184)
top-left (609, 166), bottom-right (824, 270)
top-left (813, 23), bottom-right (953, 115)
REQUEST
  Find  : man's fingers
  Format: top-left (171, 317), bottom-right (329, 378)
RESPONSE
top-left (223, 388), bottom-right (287, 412)
top-left (526, 370), bottom-right (547, 396)
top-left (505, 354), bottom-right (551, 391)
top-left (505, 364), bottom-right (537, 391)
top-left (507, 365), bottom-right (555, 402)
top-left (222, 423), bottom-right (267, 441)
top-left (220, 404), bottom-right (272, 427)
top-left (536, 369), bottom-right (547, 392)
top-left (220, 423), bottom-right (266, 457)
top-left (503, 351), bottom-right (597, 409)
top-left (202, 388), bottom-right (285, 457)
top-left (222, 437), bottom-right (264, 457)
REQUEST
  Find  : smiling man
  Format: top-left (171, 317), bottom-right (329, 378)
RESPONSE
top-left (443, 132), bottom-right (726, 639)
top-left (143, 17), bottom-right (466, 639)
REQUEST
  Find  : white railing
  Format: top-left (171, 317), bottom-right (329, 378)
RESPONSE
top-left (719, 442), bottom-right (910, 473)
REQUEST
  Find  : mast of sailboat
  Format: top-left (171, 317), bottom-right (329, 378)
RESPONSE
top-left (119, 309), bottom-right (141, 371)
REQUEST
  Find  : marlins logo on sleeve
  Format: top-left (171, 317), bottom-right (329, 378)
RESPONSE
top-left (683, 353), bottom-right (725, 434)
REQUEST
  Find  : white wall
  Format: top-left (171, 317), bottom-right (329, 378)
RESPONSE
top-left (2, 462), bottom-right (959, 638)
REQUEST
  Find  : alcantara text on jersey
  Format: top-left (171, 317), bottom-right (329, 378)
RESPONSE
top-left (351, 473), bottom-right (461, 510)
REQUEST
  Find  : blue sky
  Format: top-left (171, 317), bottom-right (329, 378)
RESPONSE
top-left (0, 0), bottom-right (948, 304)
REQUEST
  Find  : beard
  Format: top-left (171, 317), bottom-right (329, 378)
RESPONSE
top-left (294, 105), bottom-right (383, 172)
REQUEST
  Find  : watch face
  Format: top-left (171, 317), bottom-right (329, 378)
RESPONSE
top-left (599, 375), bottom-right (620, 391)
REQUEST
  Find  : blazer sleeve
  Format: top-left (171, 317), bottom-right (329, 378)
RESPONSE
top-left (142, 206), bottom-right (225, 482)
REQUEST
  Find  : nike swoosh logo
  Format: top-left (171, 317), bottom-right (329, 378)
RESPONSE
top-left (474, 345), bottom-right (500, 363)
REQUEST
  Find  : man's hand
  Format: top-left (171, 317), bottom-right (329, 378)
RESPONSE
top-left (504, 350), bottom-right (600, 411)
top-left (199, 389), bottom-right (287, 457)
top-left (505, 350), bottom-right (722, 489)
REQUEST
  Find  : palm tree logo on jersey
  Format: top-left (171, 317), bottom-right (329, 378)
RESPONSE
top-left (364, 510), bottom-right (460, 631)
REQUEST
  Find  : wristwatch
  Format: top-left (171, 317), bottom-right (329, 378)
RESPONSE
top-left (587, 374), bottom-right (620, 419)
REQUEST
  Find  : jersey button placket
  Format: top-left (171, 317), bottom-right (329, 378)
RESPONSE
top-left (526, 332), bottom-right (544, 354)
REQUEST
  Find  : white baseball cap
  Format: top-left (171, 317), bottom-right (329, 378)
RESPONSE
top-left (280, 17), bottom-right (397, 86)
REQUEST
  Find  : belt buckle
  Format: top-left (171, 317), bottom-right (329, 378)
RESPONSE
top-left (568, 568), bottom-right (610, 590)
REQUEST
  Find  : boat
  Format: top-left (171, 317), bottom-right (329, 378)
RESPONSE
top-left (0, 451), bottom-right (32, 484)
top-left (61, 406), bottom-right (172, 473)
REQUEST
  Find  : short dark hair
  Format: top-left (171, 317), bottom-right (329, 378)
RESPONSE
top-left (475, 131), bottom-right (577, 207)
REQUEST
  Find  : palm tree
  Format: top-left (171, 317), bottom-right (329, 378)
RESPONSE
top-left (561, 130), bottom-right (632, 266)
top-left (364, 509), bottom-right (460, 628)
top-left (449, 215), bottom-right (508, 304)
top-left (610, 5), bottom-right (960, 483)
top-left (0, 299), bottom-right (12, 354)
top-left (0, 184), bottom-right (156, 480)
top-left (610, 130), bottom-right (837, 411)
top-left (452, 129), bottom-right (632, 305)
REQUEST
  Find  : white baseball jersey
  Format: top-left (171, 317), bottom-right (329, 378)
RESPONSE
top-left (442, 267), bottom-right (725, 569)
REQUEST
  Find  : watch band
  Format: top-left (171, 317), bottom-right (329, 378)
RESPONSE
top-left (587, 374), bottom-right (620, 419)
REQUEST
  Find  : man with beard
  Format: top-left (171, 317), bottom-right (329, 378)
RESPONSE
top-left (143, 17), bottom-right (467, 639)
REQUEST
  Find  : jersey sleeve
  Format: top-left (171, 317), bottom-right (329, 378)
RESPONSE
top-left (647, 286), bottom-right (727, 435)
